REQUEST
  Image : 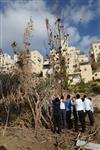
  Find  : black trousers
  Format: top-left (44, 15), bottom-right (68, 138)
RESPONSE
top-left (73, 109), bottom-right (78, 131)
top-left (78, 110), bottom-right (85, 132)
top-left (60, 109), bottom-right (66, 129)
top-left (66, 110), bottom-right (72, 129)
top-left (86, 110), bottom-right (94, 126)
top-left (53, 113), bottom-right (61, 133)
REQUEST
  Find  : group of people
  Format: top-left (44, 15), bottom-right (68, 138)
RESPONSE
top-left (52, 94), bottom-right (94, 134)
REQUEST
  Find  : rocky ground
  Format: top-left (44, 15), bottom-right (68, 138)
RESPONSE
top-left (0, 95), bottom-right (100, 150)
top-left (0, 127), bottom-right (78, 150)
top-left (0, 112), bottom-right (100, 150)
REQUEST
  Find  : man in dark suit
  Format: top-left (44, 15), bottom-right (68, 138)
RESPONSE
top-left (52, 97), bottom-right (61, 134)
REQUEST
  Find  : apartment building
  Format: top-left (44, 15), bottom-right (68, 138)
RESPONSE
top-left (68, 73), bottom-right (81, 85)
top-left (43, 58), bottom-right (50, 77)
top-left (43, 39), bottom-right (100, 84)
top-left (0, 53), bottom-right (12, 65)
top-left (78, 54), bottom-right (89, 64)
top-left (0, 53), bottom-right (13, 73)
top-left (31, 50), bottom-right (43, 74)
top-left (1, 39), bottom-right (100, 84)
top-left (80, 63), bottom-right (93, 83)
top-left (64, 47), bottom-right (80, 74)
top-left (90, 41), bottom-right (100, 62)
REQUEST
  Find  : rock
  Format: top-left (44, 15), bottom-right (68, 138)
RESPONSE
top-left (93, 95), bottom-right (100, 112)
top-left (0, 146), bottom-right (7, 150)
top-left (94, 107), bottom-right (100, 113)
top-left (76, 140), bottom-right (100, 150)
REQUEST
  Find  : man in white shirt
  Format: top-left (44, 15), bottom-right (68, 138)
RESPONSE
top-left (83, 95), bottom-right (94, 127)
top-left (75, 94), bottom-right (85, 132)
top-left (60, 95), bottom-right (66, 129)
top-left (71, 97), bottom-right (78, 132)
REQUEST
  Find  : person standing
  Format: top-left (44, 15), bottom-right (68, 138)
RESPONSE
top-left (65, 95), bottom-right (72, 129)
top-left (83, 95), bottom-right (94, 128)
top-left (52, 97), bottom-right (61, 134)
top-left (88, 97), bottom-right (94, 113)
top-left (71, 97), bottom-right (78, 132)
top-left (75, 94), bottom-right (85, 132)
top-left (60, 95), bottom-right (66, 129)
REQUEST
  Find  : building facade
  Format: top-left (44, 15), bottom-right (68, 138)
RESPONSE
top-left (31, 50), bottom-right (43, 74)
top-left (78, 54), bottom-right (89, 64)
top-left (90, 41), bottom-right (100, 62)
top-left (43, 58), bottom-right (50, 77)
top-left (1, 40), bottom-right (100, 84)
top-left (0, 53), bottom-right (13, 73)
top-left (80, 63), bottom-right (93, 83)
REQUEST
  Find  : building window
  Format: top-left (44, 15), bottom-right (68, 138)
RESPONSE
top-left (73, 64), bottom-right (77, 68)
top-left (99, 45), bottom-right (100, 49)
top-left (38, 58), bottom-right (41, 63)
top-left (95, 73), bottom-right (97, 76)
top-left (95, 45), bottom-right (97, 48)
top-left (84, 68), bottom-right (87, 71)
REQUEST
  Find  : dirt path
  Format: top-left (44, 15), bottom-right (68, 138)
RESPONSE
top-left (0, 127), bottom-right (78, 150)
top-left (0, 113), bottom-right (100, 150)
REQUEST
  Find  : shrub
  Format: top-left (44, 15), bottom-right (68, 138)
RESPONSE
top-left (77, 79), bottom-right (86, 93)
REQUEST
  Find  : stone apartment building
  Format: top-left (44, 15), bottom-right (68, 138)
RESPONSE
top-left (0, 53), bottom-right (14, 73)
top-left (43, 58), bottom-right (50, 77)
top-left (80, 63), bottom-right (93, 83)
top-left (78, 54), bottom-right (93, 83)
top-left (61, 40), bottom-right (100, 84)
top-left (14, 50), bottom-right (43, 74)
top-left (0, 40), bottom-right (100, 84)
top-left (90, 41), bottom-right (100, 80)
top-left (0, 50), bottom-right (43, 75)
top-left (47, 39), bottom-right (96, 84)
top-left (30, 50), bottom-right (43, 74)
top-left (90, 41), bottom-right (100, 62)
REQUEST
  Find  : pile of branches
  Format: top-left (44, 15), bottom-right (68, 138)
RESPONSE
top-left (0, 48), bottom-right (53, 136)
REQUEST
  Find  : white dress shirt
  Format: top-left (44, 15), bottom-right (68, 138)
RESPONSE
top-left (60, 99), bottom-right (65, 109)
top-left (75, 98), bottom-right (84, 111)
top-left (84, 98), bottom-right (94, 112)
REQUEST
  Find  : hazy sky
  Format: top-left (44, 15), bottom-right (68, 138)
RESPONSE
top-left (0, 0), bottom-right (100, 56)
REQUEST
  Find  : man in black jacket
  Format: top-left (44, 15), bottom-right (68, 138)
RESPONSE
top-left (52, 97), bottom-right (61, 134)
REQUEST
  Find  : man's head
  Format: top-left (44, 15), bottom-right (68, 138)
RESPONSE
top-left (76, 94), bottom-right (80, 99)
top-left (61, 95), bottom-right (64, 99)
top-left (67, 94), bottom-right (70, 99)
top-left (55, 97), bottom-right (60, 102)
top-left (83, 95), bottom-right (87, 98)
top-left (72, 97), bottom-right (75, 101)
